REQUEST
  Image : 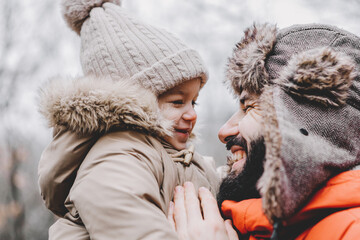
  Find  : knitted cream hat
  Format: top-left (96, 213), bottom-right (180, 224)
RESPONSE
top-left (61, 0), bottom-right (208, 95)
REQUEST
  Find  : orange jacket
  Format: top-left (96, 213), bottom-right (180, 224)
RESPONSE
top-left (222, 170), bottom-right (360, 239)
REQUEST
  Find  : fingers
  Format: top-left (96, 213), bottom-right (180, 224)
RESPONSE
top-left (183, 182), bottom-right (203, 224)
top-left (167, 201), bottom-right (176, 231)
top-left (173, 186), bottom-right (188, 233)
top-left (198, 186), bottom-right (222, 221)
top-left (172, 183), bottom-right (237, 240)
top-left (225, 220), bottom-right (239, 240)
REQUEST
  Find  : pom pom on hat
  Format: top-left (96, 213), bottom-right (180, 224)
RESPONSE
top-left (61, 0), bottom-right (122, 35)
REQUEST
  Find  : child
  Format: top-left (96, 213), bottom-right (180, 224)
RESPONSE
top-left (38, 1), bottom-right (219, 239)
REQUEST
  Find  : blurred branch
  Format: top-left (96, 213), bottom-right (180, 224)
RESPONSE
top-left (0, 0), bottom-right (18, 113)
top-left (0, 0), bottom-right (58, 238)
top-left (0, 0), bottom-right (44, 112)
top-left (8, 143), bottom-right (25, 240)
top-left (190, 0), bottom-right (246, 23)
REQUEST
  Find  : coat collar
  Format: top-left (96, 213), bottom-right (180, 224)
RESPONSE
top-left (38, 75), bottom-right (172, 137)
top-left (287, 169), bottom-right (360, 224)
top-left (222, 170), bottom-right (360, 238)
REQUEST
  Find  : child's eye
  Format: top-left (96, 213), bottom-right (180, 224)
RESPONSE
top-left (172, 100), bottom-right (184, 105)
top-left (192, 100), bottom-right (198, 106)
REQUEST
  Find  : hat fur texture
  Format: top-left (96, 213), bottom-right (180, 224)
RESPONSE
top-left (226, 23), bottom-right (277, 95)
top-left (227, 23), bottom-right (356, 106)
top-left (277, 47), bottom-right (356, 107)
top-left (61, 0), bottom-right (122, 35)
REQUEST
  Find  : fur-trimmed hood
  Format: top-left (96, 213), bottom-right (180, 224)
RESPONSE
top-left (226, 23), bottom-right (360, 224)
top-left (38, 75), bottom-right (172, 137)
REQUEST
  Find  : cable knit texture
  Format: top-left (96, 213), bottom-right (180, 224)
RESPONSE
top-left (61, 0), bottom-right (208, 96)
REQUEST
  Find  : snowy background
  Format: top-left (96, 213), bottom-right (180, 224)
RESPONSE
top-left (1, 0), bottom-right (359, 239)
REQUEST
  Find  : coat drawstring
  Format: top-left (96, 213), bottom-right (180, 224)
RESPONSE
top-left (270, 220), bottom-right (282, 240)
top-left (171, 145), bottom-right (195, 166)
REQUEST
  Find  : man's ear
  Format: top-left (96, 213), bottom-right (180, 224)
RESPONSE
top-left (276, 47), bottom-right (356, 107)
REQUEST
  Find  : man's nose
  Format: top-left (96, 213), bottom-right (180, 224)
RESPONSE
top-left (218, 115), bottom-right (240, 144)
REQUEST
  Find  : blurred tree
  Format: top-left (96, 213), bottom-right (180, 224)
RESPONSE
top-left (0, 0), bottom-right (28, 238)
top-left (0, 0), bottom-right (79, 239)
top-left (0, 133), bottom-right (26, 240)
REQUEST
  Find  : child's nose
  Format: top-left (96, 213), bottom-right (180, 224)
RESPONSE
top-left (183, 106), bottom-right (197, 121)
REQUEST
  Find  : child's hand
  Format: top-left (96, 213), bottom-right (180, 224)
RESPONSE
top-left (167, 182), bottom-right (238, 240)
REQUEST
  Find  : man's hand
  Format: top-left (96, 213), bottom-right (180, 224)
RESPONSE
top-left (167, 182), bottom-right (239, 240)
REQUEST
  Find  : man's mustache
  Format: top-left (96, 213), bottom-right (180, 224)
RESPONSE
top-left (225, 135), bottom-right (248, 153)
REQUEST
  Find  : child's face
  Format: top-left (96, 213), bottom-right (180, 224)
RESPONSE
top-left (158, 78), bottom-right (201, 150)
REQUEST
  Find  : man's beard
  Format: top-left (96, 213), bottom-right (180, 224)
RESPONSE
top-left (217, 136), bottom-right (266, 208)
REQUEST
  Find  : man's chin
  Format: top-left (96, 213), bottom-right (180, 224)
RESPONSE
top-left (217, 136), bottom-right (266, 208)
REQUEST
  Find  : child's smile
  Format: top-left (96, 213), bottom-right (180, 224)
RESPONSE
top-left (158, 78), bottom-right (201, 150)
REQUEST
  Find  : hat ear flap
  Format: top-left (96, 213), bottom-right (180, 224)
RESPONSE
top-left (277, 47), bottom-right (356, 107)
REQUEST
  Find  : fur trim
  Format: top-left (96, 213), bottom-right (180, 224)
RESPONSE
top-left (38, 75), bottom-right (172, 137)
top-left (226, 23), bottom-right (277, 96)
top-left (61, 0), bottom-right (121, 35)
top-left (277, 47), bottom-right (356, 107)
top-left (256, 86), bottom-right (284, 223)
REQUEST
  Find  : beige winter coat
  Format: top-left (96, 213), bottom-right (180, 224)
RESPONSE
top-left (38, 76), bottom-right (219, 240)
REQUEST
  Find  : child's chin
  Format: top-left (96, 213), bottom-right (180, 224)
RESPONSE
top-left (172, 141), bottom-right (187, 151)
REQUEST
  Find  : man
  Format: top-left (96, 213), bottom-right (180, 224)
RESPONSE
top-left (169, 23), bottom-right (360, 239)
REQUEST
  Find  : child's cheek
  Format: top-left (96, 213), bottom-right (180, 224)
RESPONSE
top-left (160, 104), bottom-right (180, 122)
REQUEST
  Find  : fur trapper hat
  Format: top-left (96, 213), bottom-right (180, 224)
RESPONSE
top-left (227, 23), bottom-right (360, 223)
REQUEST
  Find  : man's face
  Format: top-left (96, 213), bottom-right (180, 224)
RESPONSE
top-left (218, 90), bottom-right (263, 173)
top-left (217, 90), bottom-right (266, 205)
